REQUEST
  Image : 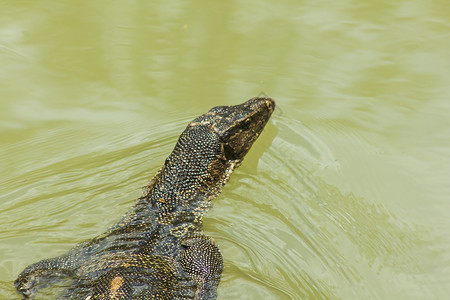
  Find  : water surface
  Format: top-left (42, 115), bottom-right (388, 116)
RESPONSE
top-left (1, 1), bottom-right (449, 299)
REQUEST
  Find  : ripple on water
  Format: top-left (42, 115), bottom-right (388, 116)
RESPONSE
top-left (211, 114), bottom-right (434, 299)
top-left (0, 115), bottom-right (192, 280)
top-left (2, 110), bottom-right (442, 299)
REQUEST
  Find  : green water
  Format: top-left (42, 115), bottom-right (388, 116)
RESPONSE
top-left (1, 1), bottom-right (449, 299)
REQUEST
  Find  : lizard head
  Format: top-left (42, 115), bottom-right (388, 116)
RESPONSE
top-left (190, 97), bottom-right (275, 162)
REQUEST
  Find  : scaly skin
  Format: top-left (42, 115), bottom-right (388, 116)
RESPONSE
top-left (15, 97), bottom-right (275, 300)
